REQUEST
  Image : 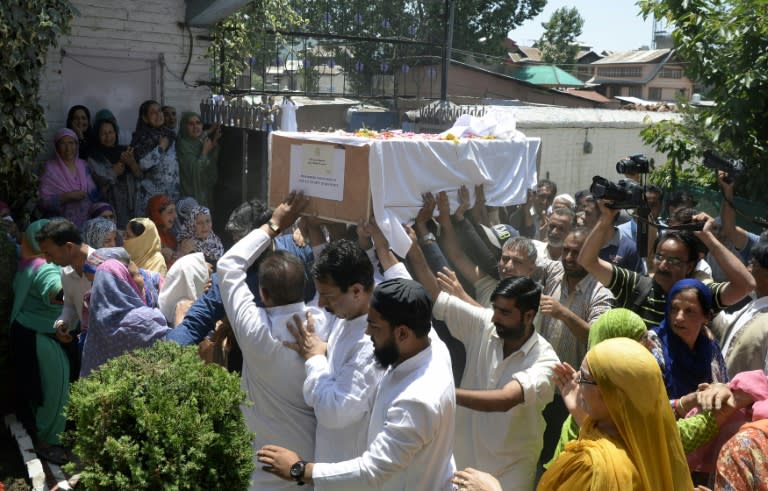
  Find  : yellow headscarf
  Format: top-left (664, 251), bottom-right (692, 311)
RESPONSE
top-left (124, 217), bottom-right (167, 275)
top-left (539, 338), bottom-right (693, 490)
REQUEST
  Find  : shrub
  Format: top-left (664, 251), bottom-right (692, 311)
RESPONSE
top-left (64, 342), bottom-right (254, 490)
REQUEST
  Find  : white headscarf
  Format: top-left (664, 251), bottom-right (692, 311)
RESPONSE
top-left (158, 252), bottom-right (209, 326)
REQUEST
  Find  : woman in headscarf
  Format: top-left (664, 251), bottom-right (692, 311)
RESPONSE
top-left (130, 99), bottom-right (179, 217)
top-left (147, 194), bottom-right (179, 267)
top-left (177, 112), bottom-right (221, 208)
top-left (10, 219), bottom-right (72, 463)
top-left (87, 118), bottom-right (141, 227)
top-left (539, 337), bottom-right (694, 490)
top-left (39, 128), bottom-right (99, 228)
top-left (158, 252), bottom-right (210, 327)
top-left (123, 217), bottom-right (167, 274)
top-left (547, 308), bottom-right (720, 468)
top-left (177, 206), bottom-right (224, 263)
top-left (81, 217), bottom-right (117, 249)
top-left (80, 259), bottom-right (169, 377)
top-left (66, 105), bottom-right (91, 159)
top-left (175, 196), bottom-right (199, 234)
top-left (80, 247), bottom-right (132, 348)
top-left (654, 278), bottom-right (728, 400)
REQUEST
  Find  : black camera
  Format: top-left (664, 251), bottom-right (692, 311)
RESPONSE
top-left (702, 150), bottom-right (745, 183)
top-left (616, 154), bottom-right (653, 174)
top-left (590, 176), bottom-right (646, 210)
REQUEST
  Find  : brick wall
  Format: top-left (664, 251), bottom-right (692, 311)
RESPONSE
top-left (39, 0), bottom-right (213, 156)
top-left (519, 126), bottom-right (668, 195)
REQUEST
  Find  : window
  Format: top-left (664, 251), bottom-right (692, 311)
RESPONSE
top-left (628, 86), bottom-right (642, 98)
top-left (648, 87), bottom-right (662, 100)
top-left (596, 66), bottom-right (643, 78)
top-left (660, 68), bottom-right (683, 79)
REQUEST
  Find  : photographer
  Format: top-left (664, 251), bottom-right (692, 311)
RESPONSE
top-left (577, 200), bottom-right (755, 329)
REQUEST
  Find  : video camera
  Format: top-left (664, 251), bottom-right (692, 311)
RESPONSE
top-left (616, 154), bottom-right (653, 175)
top-left (702, 150), bottom-right (745, 183)
top-left (590, 176), bottom-right (646, 210)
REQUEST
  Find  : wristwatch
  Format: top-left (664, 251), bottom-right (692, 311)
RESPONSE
top-left (289, 460), bottom-right (306, 486)
top-left (267, 219), bottom-right (281, 235)
top-left (419, 232), bottom-right (437, 244)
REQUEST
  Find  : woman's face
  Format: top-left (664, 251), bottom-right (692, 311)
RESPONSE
top-left (99, 210), bottom-right (116, 223)
top-left (669, 288), bottom-right (708, 349)
top-left (194, 213), bottom-right (212, 239)
top-left (142, 103), bottom-right (165, 128)
top-left (185, 116), bottom-right (203, 139)
top-left (56, 136), bottom-right (78, 163)
top-left (98, 123), bottom-right (117, 147)
top-left (577, 358), bottom-right (611, 424)
top-left (70, 109), bottom-right (89, 134)
top-left (124, 224), bottom-right (137, 239)
top-left (159, 204), bottom-right (177, 230)
top-left (102, 231), bottom-right (117, 248)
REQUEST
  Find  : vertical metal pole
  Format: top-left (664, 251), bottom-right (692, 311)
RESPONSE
top-left (241, 128), bottom-right (249, 202)
top-left (440, 0), bottom-right (455, 102)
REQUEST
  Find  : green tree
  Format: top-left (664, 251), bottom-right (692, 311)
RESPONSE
top-left (638, 0), bottom-right (768, 200)
top-left (0, 0), bottom-right (75, 219)
top-left (537, 7), bottom-right (585, 66)
top-left (209, 0), bottom-right (304, 90)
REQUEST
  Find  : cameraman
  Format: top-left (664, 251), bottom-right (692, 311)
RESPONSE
top-left (578, 200), bottom-right (755, 328)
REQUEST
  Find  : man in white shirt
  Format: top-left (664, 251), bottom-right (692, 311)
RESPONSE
top-left (712, 239), bottom-right (768, 375)
top-left (36, 219), bottom-right (94, 340)
top-left (257, 278), bottom-right (456, 490)
top-left (284, 227), bottom-right (410, 462)
top-left (218, 191), bottom-right (330, 491)
top-left (432, 275), bottom-right (559, 490)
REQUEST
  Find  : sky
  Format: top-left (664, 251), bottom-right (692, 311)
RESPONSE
top-left (508, 0), bottom-right (660, 53)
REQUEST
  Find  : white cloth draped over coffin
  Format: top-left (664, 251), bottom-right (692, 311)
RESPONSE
top-left (274, 131), bottom-right (540, 258)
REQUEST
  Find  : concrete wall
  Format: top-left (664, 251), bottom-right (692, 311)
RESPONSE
top-left (39, 0), bottom-right (212, 156)
top-left (519, 125), bottom-right (668, 196)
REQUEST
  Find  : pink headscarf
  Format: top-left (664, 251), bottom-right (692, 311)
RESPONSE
top-left (39, 128), bottom-right (97, 227)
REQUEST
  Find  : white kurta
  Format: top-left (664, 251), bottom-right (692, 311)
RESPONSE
top-left (279, 101), bottom-right (298, 132)
top-left (56, 246), bottom-right (95, 327)
top-left (218, 228), bottom-right (329, 491)
top-left (311, 334), bottom-right (456, 490)
top-left (433, 292), bottom-right (559, 491)
top-left (305, 261), bottom-right (412, 462)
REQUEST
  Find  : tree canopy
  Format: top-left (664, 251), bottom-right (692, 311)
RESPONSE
top-left (210, 0), bottom-right (548, 91)
top-left (638, 0), bottom-right (768, 200)
top-left (537, 7), bottom-right (585, 66)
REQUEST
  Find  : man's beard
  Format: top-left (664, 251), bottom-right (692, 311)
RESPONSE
top-left (564, 265), bottom-right (588, 281)
top-left (547, 234), bottom-right (564, 248)
top-left (495, 321), bottom-right (528, 340)
top-left (373, 337), bottom-right (400, 368)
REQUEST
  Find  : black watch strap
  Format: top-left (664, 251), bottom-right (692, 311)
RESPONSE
top-left (289, 460), bottom-right (306, 485)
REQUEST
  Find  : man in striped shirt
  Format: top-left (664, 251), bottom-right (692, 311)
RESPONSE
top-left (577, 200), bottom-right (754, 329)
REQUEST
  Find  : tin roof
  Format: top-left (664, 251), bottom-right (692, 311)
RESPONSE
top-left (592, 49), bottom-right (672, 64)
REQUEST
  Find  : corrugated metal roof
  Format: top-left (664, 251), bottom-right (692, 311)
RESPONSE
top-left (500, 105), bottom-right (680, 129)
top-left (592, 49), bottom-right (671, 64)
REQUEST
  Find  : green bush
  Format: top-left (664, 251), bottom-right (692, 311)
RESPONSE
top-left (64, 342), bottom-right (254, 490)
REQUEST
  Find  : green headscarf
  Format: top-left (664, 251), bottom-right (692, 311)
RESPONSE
top-left (25, 219), bottom-right (50, 255)
top-left (546, 308), bottom-right (648, 469)
top-left (588, 308), bottom-right (647, 349)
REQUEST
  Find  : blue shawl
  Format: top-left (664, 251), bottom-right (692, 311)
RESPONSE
top-left (653, 278), bottom-right (727, 399)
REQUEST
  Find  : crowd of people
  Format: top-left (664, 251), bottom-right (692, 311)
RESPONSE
top-left (3, 109), bottom-right (768, 491)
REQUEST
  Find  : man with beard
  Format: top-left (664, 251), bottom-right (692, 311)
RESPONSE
top-left (431, 275), bottom-right (559, 490)
top-left (533, 206), bottom-right (574, 261)
top-left (534, 227), bottom-right (614, 477)
top-left (284, 226), bottom-right (411, 464)
top-left (257, 278), bottom-right (456, 490)
top-left (579, 201), bottom-right (755, 329)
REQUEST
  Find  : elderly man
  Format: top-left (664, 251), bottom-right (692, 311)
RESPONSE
top-left (218, 191), bottom-right (330, 490)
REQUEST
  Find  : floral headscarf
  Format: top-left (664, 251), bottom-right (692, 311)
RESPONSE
top-left (82, 217), bottom-right (117, 249)
top-left (178, 206), bottom-right (224, 262)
